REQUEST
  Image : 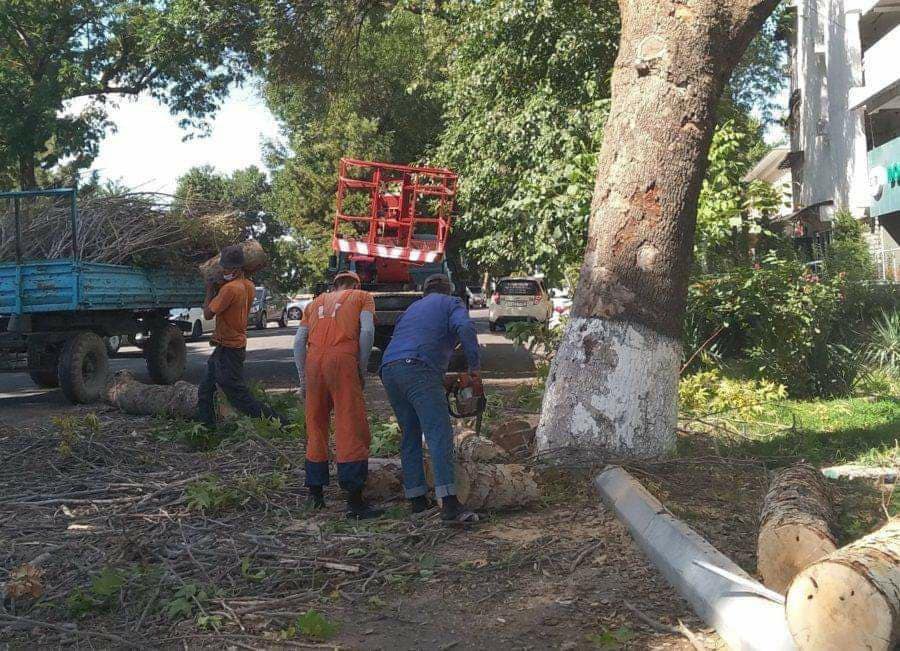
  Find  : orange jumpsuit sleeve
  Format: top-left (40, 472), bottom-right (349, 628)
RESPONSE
top-left (208, 283), bottom-right (236, 315)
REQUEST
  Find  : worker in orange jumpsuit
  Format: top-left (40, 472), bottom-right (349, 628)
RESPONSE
top-left (293, 271), bottom-right (382, 519)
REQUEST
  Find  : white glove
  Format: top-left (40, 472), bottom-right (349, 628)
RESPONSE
top-left (297, 377), bottom-right (306, 400)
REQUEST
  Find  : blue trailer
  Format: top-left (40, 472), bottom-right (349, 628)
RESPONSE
top-left (0, 188), bottom-right (206, 403)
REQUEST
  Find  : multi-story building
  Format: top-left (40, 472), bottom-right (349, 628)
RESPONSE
top-left (748, 0), bottom-right (900, 280)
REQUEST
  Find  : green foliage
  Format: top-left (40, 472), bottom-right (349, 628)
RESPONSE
top-left (165, 582), bottom-right (209, 621)
top-left (185, 476), bottom-right (238, 514)
top-left (173, 165), bottom-right (301, 292)
top-left (276, 609), bottom-right (339, 641)
top-left (866, 311), bottom-right (900, 374)
top-left (685, 395), bottom-right (900, 467)
top-left (694, 119), bottom-right (781, 272)
top-left (0, 0), bottom-right (251, 187)
top-left (370, 417), bottom-right (401, 457)
top-left (434, 0), bottom-right (618, 284)
top-left (66, 566), bottom-right (126, 618)
top-left (587, 626), bottom-right (636, 650)
top-left (679, 370), bottom-right (787, 417)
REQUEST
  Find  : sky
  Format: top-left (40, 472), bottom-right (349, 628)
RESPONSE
top-left (82, 84), bottom-right (281, 194)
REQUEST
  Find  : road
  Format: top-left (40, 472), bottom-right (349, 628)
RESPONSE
top-left (0, 310), bottom-right (535, 417)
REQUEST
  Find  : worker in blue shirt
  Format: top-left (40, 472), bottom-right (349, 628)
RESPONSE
top-left (380, 274), bottom-right (481, 522)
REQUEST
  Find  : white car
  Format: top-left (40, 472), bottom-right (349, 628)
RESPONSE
top-left (170, 307), bottom-right (215, 341)
top-left (285, 294), bottom-right (314, 322)
top-left (488, 277), bottom-right (553, 332)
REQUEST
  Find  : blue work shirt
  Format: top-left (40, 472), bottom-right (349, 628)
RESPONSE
top-left (381, 293), bottom-right (481, 374)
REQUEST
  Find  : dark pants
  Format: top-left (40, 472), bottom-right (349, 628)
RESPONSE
top-left (196, 345), bottom-right (283, 426)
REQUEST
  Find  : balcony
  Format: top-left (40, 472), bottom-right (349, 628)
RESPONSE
top-left (850, 20), bottom-right (900, 112)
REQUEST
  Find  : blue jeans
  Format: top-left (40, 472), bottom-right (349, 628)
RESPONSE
top-left (381, 359), bottom-right (456, 499)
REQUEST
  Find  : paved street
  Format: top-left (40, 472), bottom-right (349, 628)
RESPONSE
top-left (0, 310), bottom-right (535, 419)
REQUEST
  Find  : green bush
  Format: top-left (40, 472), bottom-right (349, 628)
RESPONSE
top-left (684, 255), bottom-right (896, 397)
top-left (679, 369), bottom-right (787, 417)
top-left (866, 310), bottom-right (900, 374)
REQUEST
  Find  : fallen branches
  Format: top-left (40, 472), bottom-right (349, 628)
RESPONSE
top-left (0, 191), bottom-right (242, 268)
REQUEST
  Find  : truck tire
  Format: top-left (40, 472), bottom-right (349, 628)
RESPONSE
top-left (145, 324), bottom-right (186, 385)
top-left (27, 346), bottom-right (59, 388)
top-left (58, 333), bottom-right (109, 403)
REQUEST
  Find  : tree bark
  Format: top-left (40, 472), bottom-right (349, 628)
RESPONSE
top-left (757, 464), bottom-right (838, 593)
top-left (455, 462), bottom-right (540, 510)
top-left (105, 370), bottom-right (198, 418)
top-left (536, 0), bottom-right (780, 458)
top-left (785, 519), bottom-right (900, 651)
top-left (18, 155), bottom-right (37, 190)
top-left (199, 240), bottom-right (268, 284)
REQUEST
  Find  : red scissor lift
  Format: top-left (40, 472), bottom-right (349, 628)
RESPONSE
top-left (333, 158), bottom-right (458, 285)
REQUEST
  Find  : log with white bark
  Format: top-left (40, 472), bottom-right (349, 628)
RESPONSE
top-left (105, 371), bottom-right (233, 421)
top-left (455, 462), bottom-right (539, 511)
top-left (757, 464), bottom-right (837, 593)
top-left (199, 240), bottom-right (268, 284)
top-left (535, 0), bottom-right (780, 458)
top-left (454, 435), bottom-right (510, 463)
top-left (786, 519), bottom-right (900, 651)
top-left (105, 370), bottom-right (198, 419)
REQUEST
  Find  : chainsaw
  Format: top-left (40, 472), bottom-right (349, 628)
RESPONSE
top-left (445, 372), bottom-right (487, 437)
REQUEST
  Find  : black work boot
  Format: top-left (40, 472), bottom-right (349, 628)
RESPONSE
top-left (307, 485), bottom-right (325, 510)
top-left (346, 490), bottom-right (384, 520)
top-left (440, 495), bottom-right (478, 523)
top-left (409, 495), bottom-right (436, 515)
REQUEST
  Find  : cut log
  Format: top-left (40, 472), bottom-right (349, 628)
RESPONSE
top-left (455, 435), bottom-right (510, 463)
top-left (199, 240), bottom-right (268, 284)
top-left (758, 463), bottom-right (837, 593)
top-left (105, 370), bottom-right (232, 421)
top-left (365, 458), bottom-right (403, 502)
top-left (490, 418), bottom-right (537, 453)
top-left (105, 370), bottom-right (197, 419)
top-left (786, 518), bottom-right (900, 651)
top-left (455, 462), bottom-right (539, 511)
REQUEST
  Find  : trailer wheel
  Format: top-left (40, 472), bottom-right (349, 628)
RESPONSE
top-left (27, 346), bottom-right (59, 388)
top-left (145, 324), bottom-right (186, 385)
top-left (58, 333), bottom-right (109, 403)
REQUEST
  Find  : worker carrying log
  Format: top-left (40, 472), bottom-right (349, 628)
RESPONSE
top-left (293, 270), bottom-right (383, 519)
top-left (196, 245), bottom-right (288, 429)
top-left (380, 274), bottom-right (482, 523)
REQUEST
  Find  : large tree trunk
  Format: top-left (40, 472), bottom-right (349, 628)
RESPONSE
top-left (536, 0), bottom-right (780, 458)
top-left (785, 519), bottom-right (900, 651)
top-left (757, 464), bottom-right (837, 593)
top-left (18, 155), bottom-right (37, 190)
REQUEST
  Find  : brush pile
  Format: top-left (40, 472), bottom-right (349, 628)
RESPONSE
top-left (0, 192), bottom-right (242, 269)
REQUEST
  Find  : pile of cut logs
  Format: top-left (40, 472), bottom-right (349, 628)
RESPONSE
top-left (758, 462), bottom-right (900, 650)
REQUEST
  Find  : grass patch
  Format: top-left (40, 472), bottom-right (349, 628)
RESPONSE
top-left (683, 395), bottom-right (900, 466)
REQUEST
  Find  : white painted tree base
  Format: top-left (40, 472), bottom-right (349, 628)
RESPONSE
top-left (536, 316), bottom-right (680, 458)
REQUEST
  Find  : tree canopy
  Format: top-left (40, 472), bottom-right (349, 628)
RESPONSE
top-left (0, 0), bottom-right (254, 188)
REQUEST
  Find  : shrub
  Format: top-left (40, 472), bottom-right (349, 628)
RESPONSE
top-left (679, 369), bottom-right (787, 417)
top-left (683, 253), bottom-right (894, 397)
top-left (866, 310), bottom-right (900, 374)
